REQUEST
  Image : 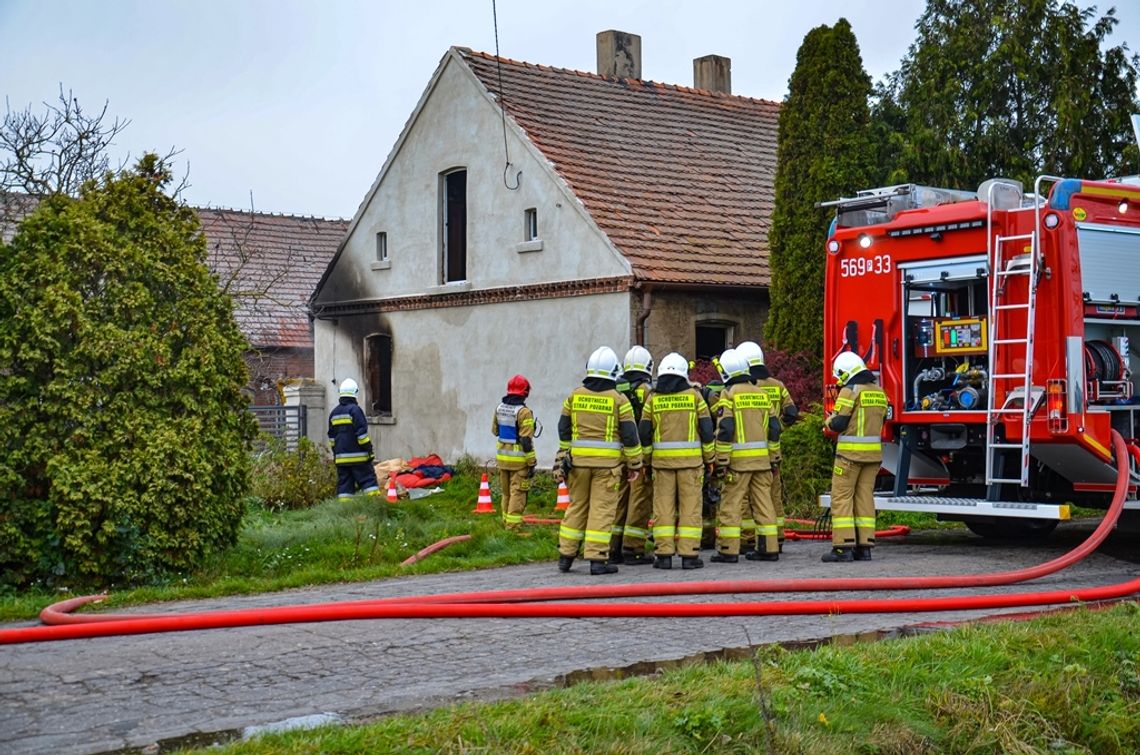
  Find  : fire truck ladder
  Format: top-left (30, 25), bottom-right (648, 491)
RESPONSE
top-left (985, 224), bottom-right (1040, 493)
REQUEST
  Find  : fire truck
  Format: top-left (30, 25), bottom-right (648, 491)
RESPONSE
top-left (821, 174), bottom-right (1140, 537)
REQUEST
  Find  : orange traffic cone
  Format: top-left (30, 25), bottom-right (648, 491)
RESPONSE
top-left (386, 472), bottom-right (399, 504)
top-left (554, 481), bottom-right (571, 511)
top-left (473, 472), bottom-right (495, 514)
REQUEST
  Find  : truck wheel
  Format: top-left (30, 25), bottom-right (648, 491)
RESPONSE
top-left (963, 517), bottom-right (1059, 540)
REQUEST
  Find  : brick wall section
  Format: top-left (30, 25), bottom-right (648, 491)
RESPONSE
top-left (631, 288), bottom-right (769, 362)
top-left (244, 347), bottom-right (315, 405)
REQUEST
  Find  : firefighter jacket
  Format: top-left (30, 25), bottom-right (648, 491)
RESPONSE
top-left (826, 371), bottom-right (887, 463)
top-left (714, 378), bottom-right (781, 471)
top-left (328, 397), bottom-right (373, 466)
top-left (492, 394), bottom-right (537, 471)
top-left (755, 375), bottom-right (796, 460)
top-left (637, 375), bottom-right (715, 469)
top-left (557, 379), bottom-right (644, 470)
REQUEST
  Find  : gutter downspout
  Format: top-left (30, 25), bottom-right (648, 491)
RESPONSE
top-left (635, 284), bottom-right (654, 345)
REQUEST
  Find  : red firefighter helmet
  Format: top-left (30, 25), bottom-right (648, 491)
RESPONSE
top-left (507, 374), bottom-right (531, 398)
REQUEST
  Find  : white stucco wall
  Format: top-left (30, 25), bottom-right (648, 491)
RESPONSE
top-left (316, 293), bottom-right (630, 467)
top-left (312, 51), bottom-right (636, 467)
top-left (315, 52), bottom-right (629, 307)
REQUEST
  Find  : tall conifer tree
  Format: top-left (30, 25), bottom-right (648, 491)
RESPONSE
top-left (765, 19), bottom-right (877, 357)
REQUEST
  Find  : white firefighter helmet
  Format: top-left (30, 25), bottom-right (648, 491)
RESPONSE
top-left (585, 346), bottom-right (621, 381)
top-left (719, 348), bottom-right (750, 380)
top-left (833, 351), bottom-right (867, 385)
top-left (338, 378), bottom-right (359, 397)
top-left (622, 345), bottom-right (654, 377)
top-left (736, 341), bottom-right (764, 367)
top-left (657, 352), bottom-right (689, 380)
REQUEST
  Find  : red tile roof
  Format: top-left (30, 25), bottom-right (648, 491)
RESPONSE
top-left (458, 47), bottom-right (779, 287)
top-left (197, 208), bottom-right (348, 348)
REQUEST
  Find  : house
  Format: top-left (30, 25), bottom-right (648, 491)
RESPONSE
top-left (196, 208), bottom-right (348, 405)
top-left (310, 31), bottom-right (779, 466)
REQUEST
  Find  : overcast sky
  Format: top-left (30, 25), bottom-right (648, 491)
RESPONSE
top-left (2, 1), bottom-right (1138, 219)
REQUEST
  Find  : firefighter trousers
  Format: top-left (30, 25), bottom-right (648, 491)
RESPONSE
top-left (651, 467), bottom-right (703, 557)
top-left (337, 462), bottom-right (380, 499)
top-left (498, 467), bottom-right (530, 528)
top-left (612, 470), bottom-right (653, 555)
top-left (830, 456), bottom-right (878, 548)
top-left (559, 466), bottom-right (624, 562)
top-left (717, 469), bottom-right (775, 556)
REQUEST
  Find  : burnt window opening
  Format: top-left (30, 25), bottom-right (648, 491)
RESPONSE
top-left (695, 322), bottom-right (734, 360)
top-left (365, 334), bottom-right (393, 416)
top-left (442, 169), bottom-right (467, 283)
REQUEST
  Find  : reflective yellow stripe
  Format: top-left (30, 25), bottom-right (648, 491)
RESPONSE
top-left (677, 526), bottom-right (702, 539)
top-left (717, 526), bottom-right (741, 537)
top-left (834, 397), bottom-right (855, 409)
top-left (559, 525), bottom-right (585, 541)
top-left (331, 417), bottom-right (353, 425)
top-left (854, 517), bottom-right (876, 528)
top-left (837, 441), bottom-right (881, 452)
top-left (571, 447), bottom-right (622, 458)
top-left (504, 513), bottom-right (523, 524)
top-left (832, 517), bottom-right (855, 528)
top-left (756, 525), bottom-right (778, 535)
top-left (653, 525), bottom-right (677, 538)
top-left (584, 529), bottom-right (610, 544)
top-left (625, 526), bottom-right (649, 538)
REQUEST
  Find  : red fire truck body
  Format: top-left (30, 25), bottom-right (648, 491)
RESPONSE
top-left (822, 176), bottom-right (1140, 536)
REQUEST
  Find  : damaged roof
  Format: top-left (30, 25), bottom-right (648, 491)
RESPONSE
top-left (459, 47), bottom-right (779, 287)
top-left (197, 208), bottom-right (348, 348)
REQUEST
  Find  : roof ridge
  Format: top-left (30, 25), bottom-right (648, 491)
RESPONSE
top-left (453, 46), bottom-right (781, 108)
top-left (194, 205), bottom-right (350, 223)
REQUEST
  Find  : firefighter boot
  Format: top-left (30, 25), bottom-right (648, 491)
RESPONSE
top-left (710, 552), bottom-right (739, 564)
top-left (853, 546), bottom-right (873, 561)
top-left (654, 555), bottom-right (673, 570)
top-left (590, 560), bottom-right (619, 575)
top-left (558, 555), bottom-right (575, 573)
top-left (745, 550), bottom-right (779, 562)
top-left (623, 551), bottom-right (653, 566)
top-left (822, 547), bottom-right (854, 563)
top-left (681, 555), bottom-right (704, 570)
top-left (608, 549), bottom-right (625, 565)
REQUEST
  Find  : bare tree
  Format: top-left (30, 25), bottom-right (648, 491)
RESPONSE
top-left (1, 85), bottom-right (130, 198)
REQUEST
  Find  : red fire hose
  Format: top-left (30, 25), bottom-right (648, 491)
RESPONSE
top-left (8, 431), bottom-right (1135, 644)
top-left (399, 535), bottom-right (471, 567)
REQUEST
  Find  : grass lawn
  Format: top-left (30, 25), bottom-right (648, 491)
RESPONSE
top-left (192, 601), bottom-right (1140, 754)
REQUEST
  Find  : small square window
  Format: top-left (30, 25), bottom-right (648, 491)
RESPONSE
top-left (524, 208), bottom-right (538, 241)
top-left (376, 231), bottom-right (388, 262)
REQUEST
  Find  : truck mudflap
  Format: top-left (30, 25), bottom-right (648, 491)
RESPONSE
top-left (880, 441), bottom-right (949, 485)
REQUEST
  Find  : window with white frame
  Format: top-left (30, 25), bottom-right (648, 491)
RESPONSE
top-left (375, 231), bottom-right (388, 262)
top-left (524, 208), bottom-right (538, 241)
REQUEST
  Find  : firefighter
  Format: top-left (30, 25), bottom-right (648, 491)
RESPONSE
top-left (492, 374), bottom-right (537, 529)
top-left (736, 341), bottom-right (799, 551)
top-left (823, 351), bottom-right (887, 562)
top-left (610, 345), bottom-right (655, 565)
top-left (556, 346), bottom-right (645, 575)
top-left (639, 353), bottom-right (715, 570)
top-left (711, 349), bottom-right (781, 562)
top-left (327, 378), bottom-right (381, 499)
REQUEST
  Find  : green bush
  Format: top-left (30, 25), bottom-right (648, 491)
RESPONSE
top-left (778, 405), bottom-right (836, 518)
top-left (0, 155), bottom-right (257, 589)
top-left (251, 436), bottom-right (337, 511)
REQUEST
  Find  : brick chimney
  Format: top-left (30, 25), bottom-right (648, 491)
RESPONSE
top-left (693, 54), bottom-right (731, 94)
top-left (596, 30), bottom-right (642, 80)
